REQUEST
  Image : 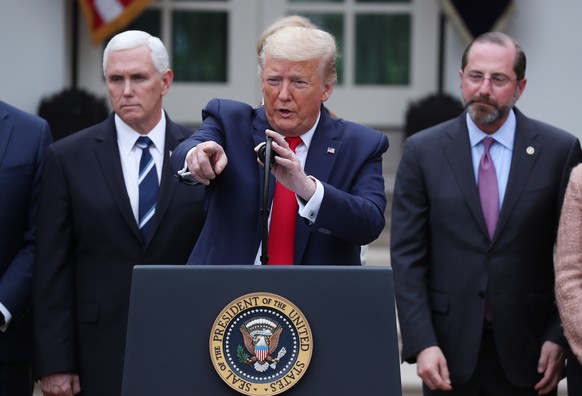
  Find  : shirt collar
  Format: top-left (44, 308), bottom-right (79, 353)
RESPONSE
top-left (295, 111), bottom-right (320, 149)
top-left (116, 109), bottom-right (166, 155)
top-left (467, 109), bottom-right (516, 150)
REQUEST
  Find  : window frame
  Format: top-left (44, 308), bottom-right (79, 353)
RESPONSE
top-left (77, 0), bottom-right (441, 129)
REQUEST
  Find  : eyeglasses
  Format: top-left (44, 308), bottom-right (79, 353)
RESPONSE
top-left (464, 72), bottom-right (517, 88)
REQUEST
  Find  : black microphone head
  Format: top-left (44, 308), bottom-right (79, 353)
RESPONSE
top-left (257, 137), bottom-right (278, 165)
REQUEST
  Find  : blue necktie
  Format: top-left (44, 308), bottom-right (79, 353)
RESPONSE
top-left (136, 136), bottom-right (159, 241)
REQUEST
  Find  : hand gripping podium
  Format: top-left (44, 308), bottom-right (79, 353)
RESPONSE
top-left (122, 265), bottom-right (402, 395)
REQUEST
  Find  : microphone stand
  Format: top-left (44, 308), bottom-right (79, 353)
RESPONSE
top-left (260, 137), bottom-right (275, 265)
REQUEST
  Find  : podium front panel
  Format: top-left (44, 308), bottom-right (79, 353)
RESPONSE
top-left (122, 265), bottom-right (402, 395)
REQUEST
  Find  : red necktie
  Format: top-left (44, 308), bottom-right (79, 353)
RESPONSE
top-left (268, 137), bottom-right (302, 265)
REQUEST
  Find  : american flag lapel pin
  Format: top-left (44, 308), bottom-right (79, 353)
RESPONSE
top-left (326, 147), bottom-right (335, 154)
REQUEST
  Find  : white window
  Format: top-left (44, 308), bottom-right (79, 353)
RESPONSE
top-left (78, 0), bottom-right (441, 129)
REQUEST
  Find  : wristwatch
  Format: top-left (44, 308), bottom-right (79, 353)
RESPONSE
top-left (0, 311), bottom-right (5, 326)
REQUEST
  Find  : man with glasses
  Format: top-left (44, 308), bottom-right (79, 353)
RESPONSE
top-left (391, 31), bottom-right (582, 395)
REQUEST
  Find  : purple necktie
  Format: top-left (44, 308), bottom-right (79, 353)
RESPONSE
top-left (478, 137), bottom-right (498, 321)
top-left (478, 137), bottom-right (499, 239)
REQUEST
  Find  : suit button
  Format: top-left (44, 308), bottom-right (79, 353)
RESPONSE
top-left (478, 291), bottom-right (486, 298)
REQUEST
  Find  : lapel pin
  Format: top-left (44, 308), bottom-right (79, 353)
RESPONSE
top-left (326, 147), bottom-right (335, 154)
top-left (526, 146), bottom-right (535, 155)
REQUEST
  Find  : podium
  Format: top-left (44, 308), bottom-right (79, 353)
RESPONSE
top-left (122, 265), bottom-right (402, 395)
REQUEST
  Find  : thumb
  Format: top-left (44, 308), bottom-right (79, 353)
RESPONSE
top-left (438, 358), bottom-right (451, 384)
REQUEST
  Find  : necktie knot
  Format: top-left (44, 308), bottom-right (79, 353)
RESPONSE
top-left (285, 136), bottom-right (302, 152)
top-left (482, 137), bottom-right (494, 153)
top-left (136, 136), bottom-right (153, 150)
top-left (478, 135), bottom-right (498, 241)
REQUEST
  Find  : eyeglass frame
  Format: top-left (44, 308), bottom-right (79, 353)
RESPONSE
top-left (463, 71), bottom-right (519, 88)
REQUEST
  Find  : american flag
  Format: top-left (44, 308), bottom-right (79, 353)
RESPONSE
top-left (78, 0), bottom-right (154, 45)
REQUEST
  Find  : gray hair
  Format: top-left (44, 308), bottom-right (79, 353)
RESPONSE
top-left (103, 30), bottom-right (169, 76)
top-left (259, 26), bottom-right (337, 86)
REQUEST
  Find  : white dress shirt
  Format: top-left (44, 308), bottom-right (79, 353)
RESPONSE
top-left (116, 111), bottom-right (166, 223)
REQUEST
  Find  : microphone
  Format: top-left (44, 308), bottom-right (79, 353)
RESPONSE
top-left (257, 137), bottom-right (278, 165)
top-left (259, 136), bottom-right (276, 265)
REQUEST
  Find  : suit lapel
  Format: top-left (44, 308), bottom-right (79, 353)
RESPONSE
top-left (494, 110), bottom-right (539, 240)
top-left (303, 119), bottom-right (341, 182)
top-left (93, 116), bottom-right (142, 241)
top-left (443, 116), bottom-right (491, 238)
top-left (0, 106), bottom-right (13, 168)
top-left (294, 111), bottom-right (342, 263)
top-left (146, 117), bottom-right (185, 244)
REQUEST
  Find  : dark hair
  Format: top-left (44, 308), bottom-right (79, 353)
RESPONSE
top-left (461, 32), bottom-right (526, 81)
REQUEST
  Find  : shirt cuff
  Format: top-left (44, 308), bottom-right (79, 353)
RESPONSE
top-left (298, 176), bottom-right (323, 225)
top-left (176, 147), bottom-right (199, 185)
top-left (0, 302), bottom-right (12, 332)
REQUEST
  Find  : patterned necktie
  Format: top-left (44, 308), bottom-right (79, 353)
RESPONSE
top-left (136, 136), bottom-right (159, 241)
top-left (268, 136), bottom-right (302, 265)
top-left (478, 137), bottom-right (498, 321)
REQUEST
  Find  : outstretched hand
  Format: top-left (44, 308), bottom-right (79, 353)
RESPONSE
top-left (185, 141), bottom-right (228, 185)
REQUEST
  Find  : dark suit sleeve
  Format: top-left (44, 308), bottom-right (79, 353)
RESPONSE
top-left (171, 98), bottom-right (228, 176)
top-left (0, 118), bottom-right (52, 320)
top-left (33, 145), bottom-right (79, 376)
top-left (390, 137), bottom-right (439, 362)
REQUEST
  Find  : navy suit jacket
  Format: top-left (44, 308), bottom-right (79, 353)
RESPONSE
top-left (391, 108), bottom-right (582, 387)
top-left (0, 100), bottom-right (52, 363)
top-left (33, 113), bottom-right (205, 396)
top-left (171, 99), bottom-right (389, 265)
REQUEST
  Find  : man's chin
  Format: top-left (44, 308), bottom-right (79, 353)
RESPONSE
top-left (118, 109), bottom-right (141, 120)
top-left (269, 119), bottom-right (297, 135)
top-left (468, 108), bottom-right (500, 125)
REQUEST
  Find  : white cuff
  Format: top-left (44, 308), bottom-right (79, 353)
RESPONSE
top-left (298, 176), bottom-right (324, 224)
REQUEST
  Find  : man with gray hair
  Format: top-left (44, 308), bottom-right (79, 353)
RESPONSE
top-left (33, 30), bottom-right (205, 396)
top-left (172, 24), bottom-right (388, 266)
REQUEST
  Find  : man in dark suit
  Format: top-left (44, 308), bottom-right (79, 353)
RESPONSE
top-left (0, 100), bottom-right (52, 395)
top-left (171, 25), bottom-right (388, 266)
top-left (32, 31), bottom-right (205, 396)
top-left (391, 32), bottom-right (582, 396)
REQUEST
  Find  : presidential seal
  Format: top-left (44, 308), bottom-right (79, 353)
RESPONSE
top-left (210, 292), bottom-right (313, 395)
